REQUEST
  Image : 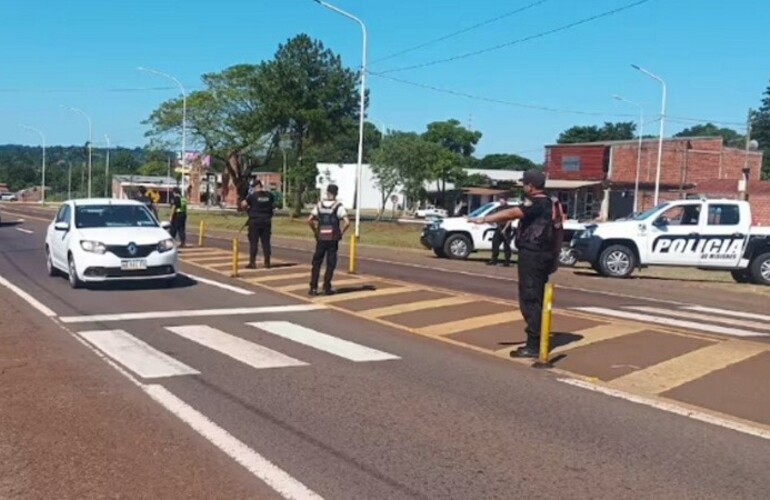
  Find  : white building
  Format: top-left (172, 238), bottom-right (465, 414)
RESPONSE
top-left (316, 163), bottom-right (406, 212)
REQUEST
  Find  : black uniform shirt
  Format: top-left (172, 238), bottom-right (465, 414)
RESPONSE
top-left (246, 190), bottom-right (275, 224)
top-left (516, 195), bottom-right (553, 251)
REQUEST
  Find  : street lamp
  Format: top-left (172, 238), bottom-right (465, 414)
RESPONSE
top-left (312, 0), bottom-right (367, 273)
top-left (62, 106), bottom-right (92, 198)
top-left (138, 66), bottom-right (187, 194)
top-left (632, 64), bottom-right (666, 206)
top-left (20, 124), bottom-right (46, 204)
top-left (57, 160), bottom-right (73, 201)
top-left (613, 95), bottom-right (644, 213)
top-left (104, 135), bottom-right (111, 198)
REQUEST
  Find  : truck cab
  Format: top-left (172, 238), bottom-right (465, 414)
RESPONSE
top-left (572, 198), bottom-right (770, 285)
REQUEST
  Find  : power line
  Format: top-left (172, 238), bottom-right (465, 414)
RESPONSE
top-left (379, 0), bottom-right (654, 74)
top-left (0, 86), bottom-right (187, 93)
top-left (371, 0), bottom-right (551, 65)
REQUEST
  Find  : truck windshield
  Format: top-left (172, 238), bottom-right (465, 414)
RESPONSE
top-left (469, 203), bottom-right (496, 218)
top-left (630, 203), bottom-right (670, 221)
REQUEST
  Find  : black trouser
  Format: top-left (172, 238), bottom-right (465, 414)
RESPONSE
top-left (517, 248), bottom-right (553, 351)
top-left (248, 219), bottom-right (271, 265)
top-left (490, 228), bottom-right (513, 264)
top-left (310, 240), bottom-right (338, 291)
top-left (170, 214), bottom-right (187, 246)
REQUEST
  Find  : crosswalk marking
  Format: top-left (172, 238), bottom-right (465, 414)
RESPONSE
top-left (187, 254), bottom-right (236, 263)
top-left (683, 305), bottom-right (770, 323)
top-left (77, 329), bottom-right (199, 379)
top-left (277, 278), bottom-right (363, 293)
top-left (246, 272), bottom-right (310, 283)
top-left (361, 296), bottom-right (474, 319)
top-left (178, 248), bottom-right (222, 257)
top-left (610, 340), bottom-right (769, 395)
top-left (550, 323), bottom-right (645, 355)
top-left (418, 311), bottom-right (520, 336)
top-left (313, 286), bottom-right (419, 304)
top-left (251, 321), bottom-right (400, 362)
top-left (60, 304), bottom-right (326, 324)
top-left (165, 325), bottom-right (307, 370)
top-left (573, 307), bottom-right (768, 338)
top-left (628, 306), bottom-right (770, 332)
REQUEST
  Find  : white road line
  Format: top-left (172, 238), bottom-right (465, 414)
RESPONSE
top-left (77, 329), bottom-right (199, 379)
top-left (166, 325), bottom-right (307, 370)
top-left (0, 274), bottom-right (57, 317)
top-left (251, 321), bottom-right (400, 363)
top-left (143, 384), bottom-right (323, 499)
top-left (628, 306), bottom-right (770, 332)
top-left (572, 307), bottom-right (768, 338)
top-left (183, 273), bottom-right (254, 296)
top-left (59, 304), bottom-right (326, 324)
top-left (15, 227), bottom-right (33, 234)
top-left (684, 305), bottom-right (770, 323)
top-left (558, 378), bottom-right (770, 442)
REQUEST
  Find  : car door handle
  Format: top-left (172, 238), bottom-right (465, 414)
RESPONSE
top-left (732, 232), bottom-right (744, 238)
top-left (688, 232), bottom-right (699, 237)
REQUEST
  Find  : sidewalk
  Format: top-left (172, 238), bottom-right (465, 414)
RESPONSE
top-left (0, 288), bottom-right (274, 499)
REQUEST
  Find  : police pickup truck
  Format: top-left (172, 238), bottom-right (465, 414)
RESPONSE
top-left (420, 201), bottom-right (585, 266)
top-left (572, 198), bottom-right (770, 285)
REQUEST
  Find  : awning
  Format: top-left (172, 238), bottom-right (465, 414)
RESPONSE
top-left (544, 180), bottom-right (601, 190)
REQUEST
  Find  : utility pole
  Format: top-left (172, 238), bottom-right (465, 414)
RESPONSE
top-left (740, 108), bottom-right (753, 201)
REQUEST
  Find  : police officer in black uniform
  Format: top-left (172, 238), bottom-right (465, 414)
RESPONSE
top-left (241, 179), bottom-right (275, 269)
top-left (307, 184), bottom-right (349, 296)
top-left (472, 169), bottom-right (558, 358)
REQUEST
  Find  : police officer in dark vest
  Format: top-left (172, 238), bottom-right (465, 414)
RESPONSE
top-left (241, 178), bottom-right (275, 269)
top-left (307, 184), bottom-right (350, 296)
top-left (471, 169), bottom-right (562, 358)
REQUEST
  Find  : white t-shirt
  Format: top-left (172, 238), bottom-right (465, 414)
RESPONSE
top-left (311, 200), bottom-right (348, 219)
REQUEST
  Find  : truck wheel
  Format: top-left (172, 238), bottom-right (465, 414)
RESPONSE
top-left (433, 248), bottom-right (447, 258)
top-left (559, 247), bottom-right (578, 267)
top-left (749, 252), bottom-right (770, 286)
top-left (730, 270), bottom-right (752, 284)
top-left (443, 234), bottom-right (471, 260)
top-left (598, 244), bottom-right (636, 278)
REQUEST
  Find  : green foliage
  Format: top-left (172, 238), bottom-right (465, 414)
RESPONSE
top-left (556, 121), bottom-right (637, 144)
top-left (473, 153), bottom-right (538, 171)
top-left (674, 123), bottom-right (744, 148)
top-left (422, 119), bottom-right (481, 157)
top-left (751, 80), bottom-right (770, 180)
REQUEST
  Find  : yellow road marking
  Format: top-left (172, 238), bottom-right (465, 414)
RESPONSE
top-left (313, 286), bottom-right (419, 304)
top-left (245, 272), bottom-right (309, 283)
top-left (550, 323), bottom-right (646, 355)
top-left (610, 340), bottom-right (770, 395)
top-left (276, 278), bottom-right (363, 293)
top-left (418, 311), bottom-right (522, 336)
top-left (360, 296), bottom-right (474, 319)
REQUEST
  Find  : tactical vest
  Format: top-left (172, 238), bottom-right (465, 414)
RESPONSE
top-left (176, 196), bottom-right (188, 215)
top-left (316, 202), bottom-right (342, 241)
top-left (515, 194), bottom-right (563, 253)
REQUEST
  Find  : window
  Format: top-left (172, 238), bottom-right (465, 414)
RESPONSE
top-left (656, 204), bottom-right (701, 226)
top-left (707, 204), bottom-right (741, 226)
top-left (55, 204), bottom-right (68, 223)
top-left (561, 156), bottom-right (581, 172)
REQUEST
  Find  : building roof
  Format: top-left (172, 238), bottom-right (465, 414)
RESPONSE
top-left (462, 187), bottom-right (509, 196)
top-left (544, 179), bottom-right (602, 190)
top-left (465, 168), bottom-right (525, 182)
top-left (545, 136), bottom-right (722, 148)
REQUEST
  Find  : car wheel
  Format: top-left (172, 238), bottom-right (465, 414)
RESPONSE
top-left (730, 270), bottom-right (752, 284)
top-left (598, 244), bottom-right (636, 278)
top-left (68, 255), bottom-right (83, 289)
top-left (443, 234), bottom-right (471, 260)
top-left (749, 252), bottom-right (770, 286)
top-left (46, 247), bottom-right (59, 277)
top-left (433, 247), bottom-right (447, 258)
top-left (559, 247), bottom-right (578, 267)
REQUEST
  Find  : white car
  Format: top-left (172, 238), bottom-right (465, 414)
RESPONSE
top-left (45, 199), bottom-right (178, 288)
top-left (415, 205), bottom-right (448, 219)
top-left (0, 192), bottom-right (17, 201)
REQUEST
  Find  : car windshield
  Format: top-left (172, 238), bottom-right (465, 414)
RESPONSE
top-left (75, 205), bottom-right (158, 229)
top-left (469, 203), bottom-right (496, 218)
top-left (628, 203), bottom-right (670, 221)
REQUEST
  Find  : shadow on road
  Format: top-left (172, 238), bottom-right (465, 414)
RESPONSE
top-left (0, 221), bottom-right (23, 228)
top-left (79, 274), bottom-right (197, 292)
top-left (571, 270), bottom-right (724, 284)
top-left (330, 284), bottom-right (377, 295)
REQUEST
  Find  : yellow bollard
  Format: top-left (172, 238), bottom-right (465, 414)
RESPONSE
top-left (198, 220), bottom-right (205, 247)
top-left (348, 233), bottom-right (357, 274)
top-left (533, 282), bottom-right (554, 369)
top-left (231, 238), bottom-right (239, 277)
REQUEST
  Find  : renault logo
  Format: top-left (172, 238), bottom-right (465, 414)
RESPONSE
top-left (127, 243), bottom-right (138, 256)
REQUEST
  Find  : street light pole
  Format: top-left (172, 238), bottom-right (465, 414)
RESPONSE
top-left (279, 146), bottom-right (288, 211)
top-left (138, 66), bottom-right (187, 194)
top-left (104, 135), bottom-right (111, 198)
top-left (312, 0), bottom-right (367, 273)
top-left (632, 64), bottom-right (666, 206)
top-left (613, 96), bottom-right (644, 213)
top-left (20, 124), bottom-right (46, 204)
top-left (62, 106), bottom-right (93, 198)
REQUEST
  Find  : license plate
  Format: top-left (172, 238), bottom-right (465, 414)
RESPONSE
top-left (121, 259), bottom-right (147, 271)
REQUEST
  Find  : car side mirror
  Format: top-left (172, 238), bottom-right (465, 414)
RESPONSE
top-left (653, 217), bottom-right (668, 227)
top-left (160, 221), bottom-right (171, 230)
top-left (54, 222), bottom-right (70, 231)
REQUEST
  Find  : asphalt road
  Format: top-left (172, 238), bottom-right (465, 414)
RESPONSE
top-left (2, 212), bottom-right (770, 498)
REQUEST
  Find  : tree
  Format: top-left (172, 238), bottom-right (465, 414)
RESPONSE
top-left (751, 79), bottom-right (770, 180)
top-left (256, 34), bottom-right (362, 216)
top-left (674, 123), bottom-right (744, 148)
top-left (474, 153), bottom-right (538, 171)
top-left (421, 119), bottom-right (481, 204)
top-left (368, 132), bottom-right (435, 210)
top-left (556, 121), bottom-right (636, 144)
top-left (370, 134), bottom-right (403, 219)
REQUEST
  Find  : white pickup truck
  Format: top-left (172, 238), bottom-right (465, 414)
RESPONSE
top-left (420, 201), bottom-right (585, 266)
top-left (571, 198), bottom-right (770, 285)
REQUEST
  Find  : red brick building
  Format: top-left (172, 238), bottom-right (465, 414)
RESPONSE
top-left (544, 136), bottom-right (767, 222)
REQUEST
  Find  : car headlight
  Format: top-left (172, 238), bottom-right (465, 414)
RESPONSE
top-left (80, 240), bottom-right (107, 254)
top-left (157, 238), bottom-right (176, 253)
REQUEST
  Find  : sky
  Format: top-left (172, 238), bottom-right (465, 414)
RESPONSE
top-left (2, 0), bottom-right (769, 162)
